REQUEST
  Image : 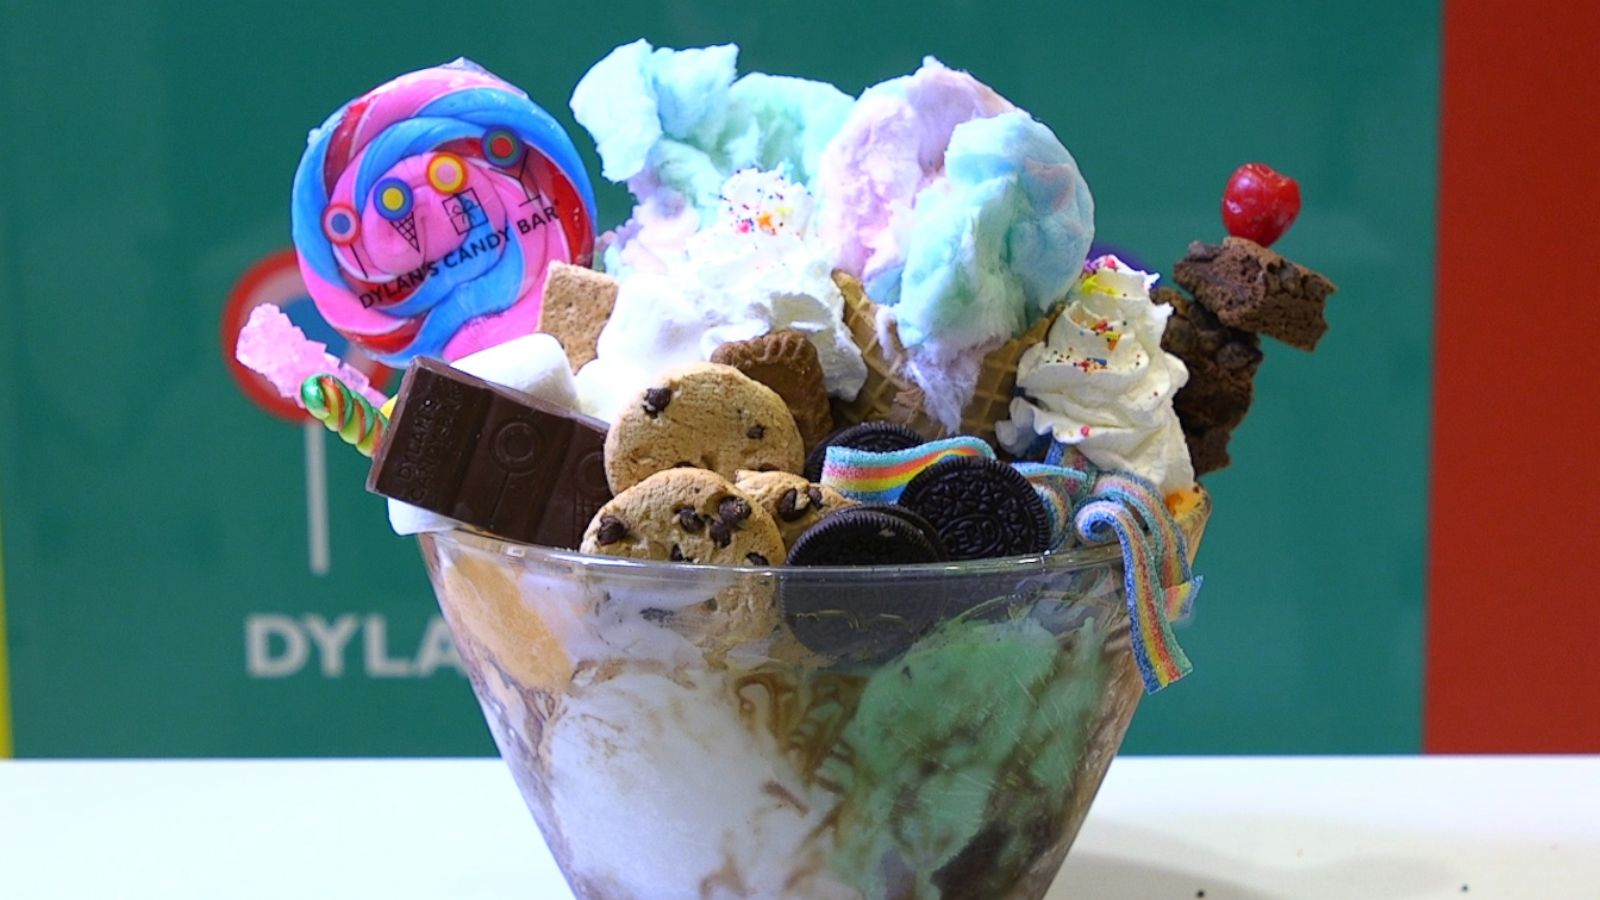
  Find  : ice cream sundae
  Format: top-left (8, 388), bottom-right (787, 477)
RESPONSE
top-left (234, 42), bottom-right (1337, 899)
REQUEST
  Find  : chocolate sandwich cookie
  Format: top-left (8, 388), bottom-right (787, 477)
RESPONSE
top-left (605, 362), bottom-right (805, 493)
top-left (803, 421), bottom-right (926, 482)
top-left (783, 505), bottom-right (950, 663)
top-left (847, 503), bottom-right (951, 560)
top-left (898, 457), bottom-right (1051, 560)
top-left (367, 357), bottom-right (612, 548)
top-left (785, 505), bottom-right (947, 567)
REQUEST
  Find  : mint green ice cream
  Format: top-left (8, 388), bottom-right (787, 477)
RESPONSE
top-left (822, 613), bottom-right (1112, 898)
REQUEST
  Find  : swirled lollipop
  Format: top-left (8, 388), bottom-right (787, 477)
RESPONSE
top-left (291, 60), bottom-right (596, 365)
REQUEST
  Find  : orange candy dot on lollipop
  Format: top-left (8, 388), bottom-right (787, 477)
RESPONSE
top-left (427, 153), bottom-right (468, 194)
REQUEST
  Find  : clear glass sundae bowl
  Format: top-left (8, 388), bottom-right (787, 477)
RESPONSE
top-left (420, 529), bottom-right (1146, 900)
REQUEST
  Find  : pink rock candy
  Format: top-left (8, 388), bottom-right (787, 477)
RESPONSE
top-left (235, 304), bottom-right (388, 409)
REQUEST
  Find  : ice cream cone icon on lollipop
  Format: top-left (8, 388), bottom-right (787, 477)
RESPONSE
top-left (373, 178), bottom-right (419, 251)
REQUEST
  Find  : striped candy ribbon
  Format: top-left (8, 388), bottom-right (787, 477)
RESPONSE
top-left (1091, 472), bottom-right (1198, 620)
top-left (1013, 462), bottom-right (1094, 550)
top-left (1043, 440), bottom-right (1094, 472)
top-left (821, 436), bottom-right (994, 504)
top-left (1074, 470), bottom-right (1203, 692)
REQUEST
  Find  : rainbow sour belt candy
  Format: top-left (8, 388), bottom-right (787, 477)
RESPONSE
top-left (1013, 462), bottom-right (1093, 551)
top-left (820, 436), bottom-right (993, 504)
top-left (1073, 471), bottom-right (1201, 692)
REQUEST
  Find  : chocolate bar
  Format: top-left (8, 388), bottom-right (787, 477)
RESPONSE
top-left (368, 357), bottom-right (611, 548)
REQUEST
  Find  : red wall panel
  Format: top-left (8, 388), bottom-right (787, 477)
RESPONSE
top-left (1427, 0), bottom-right (1600, 751)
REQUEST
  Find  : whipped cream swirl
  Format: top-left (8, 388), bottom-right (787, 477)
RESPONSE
top-left (998, 256), bottom-right (1195, 494)
top-left (575, 169), bottom-right (867, 423)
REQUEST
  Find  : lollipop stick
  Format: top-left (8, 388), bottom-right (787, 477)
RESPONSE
top-left (304, 419), bottom-right (330, 576)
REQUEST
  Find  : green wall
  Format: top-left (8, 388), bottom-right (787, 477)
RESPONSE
top-left (0, 0), bottom-right (1438, 756)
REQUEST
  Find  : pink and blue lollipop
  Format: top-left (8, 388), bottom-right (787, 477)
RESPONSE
top-left (291, 60), bottom-right (596, 364)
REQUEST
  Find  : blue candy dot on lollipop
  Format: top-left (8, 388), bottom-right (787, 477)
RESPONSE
top-left (373, 178), bottom-right (414, 221)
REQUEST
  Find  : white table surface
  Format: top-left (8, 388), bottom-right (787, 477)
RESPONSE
top-left (1, 756), bottom-right (1595, 899)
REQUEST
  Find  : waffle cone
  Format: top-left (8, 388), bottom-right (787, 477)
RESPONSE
top-left (832, 270), bottom-right (1065, 447)
top-left (958, 304), bottom-right (1062, 447)
top-left (830, 271), bottom-right (944, 438)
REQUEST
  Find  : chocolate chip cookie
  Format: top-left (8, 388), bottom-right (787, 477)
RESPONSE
top-left (581, 467), bottom-right (785, 567)
top-left (581, 468), bottom-right (786, 653)
top-left (604, 362), bottom-right (804, 493)
top-left (734, 469), bottom-right (855, 551)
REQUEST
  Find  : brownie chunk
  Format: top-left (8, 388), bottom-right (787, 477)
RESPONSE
top-left (1157, 286), bottom-right (1265, 476)
top-left (1181, 423), bottom-right (1236, 477)
top-left (1172, 236), bottom-right (1337, 351)
top-left (1157, 286), bottom-right (1263, 431)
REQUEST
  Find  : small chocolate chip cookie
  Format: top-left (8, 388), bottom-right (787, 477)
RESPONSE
top-left (581, 467), bottom-right (786, 566)
top-left (734, 469), bottom-right (855, 551)
top-left (580, 468), bottom-right (785, 653)
top-left (604, 362), bottom-right (805, 493)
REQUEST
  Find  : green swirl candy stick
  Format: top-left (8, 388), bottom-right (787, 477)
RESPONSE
top-left (301, 373), bottom-right (388, 457)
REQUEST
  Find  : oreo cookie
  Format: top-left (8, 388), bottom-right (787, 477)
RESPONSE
top-left (782, 506), bottom-right (949, 663)
top-left (898, 457), bottom-right (1051, 560)
top-left (848, 503), bottom-right (950, 560)
top-left (803, 421), bottom-right (925, 482)
top-left (786, 506), bottom-right (946, 566)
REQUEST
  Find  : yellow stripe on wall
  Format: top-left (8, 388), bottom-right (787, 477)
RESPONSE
top-left (0, 505), bottom-right (12, 757)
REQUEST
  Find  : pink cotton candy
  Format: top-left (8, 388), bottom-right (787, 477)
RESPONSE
top-left (608, 174), bottom-right (702, 275)
top-left (817, 59), bottom-right (1015, 289)
top-left (235, 304), bottom-right (388, 408)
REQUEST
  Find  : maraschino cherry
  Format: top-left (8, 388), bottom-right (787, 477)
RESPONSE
top-left (1222, 162), bottom-right (1301, 247)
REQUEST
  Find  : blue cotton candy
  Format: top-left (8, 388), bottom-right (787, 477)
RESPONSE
top-left (569, 40), bottom-right (666, 182)
top-left (571, 41), bottom-right (853, 238)
top-left (653, 44), bottom-right (739, 145)
top-left (894, 112), bottom-right (1094, 350)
